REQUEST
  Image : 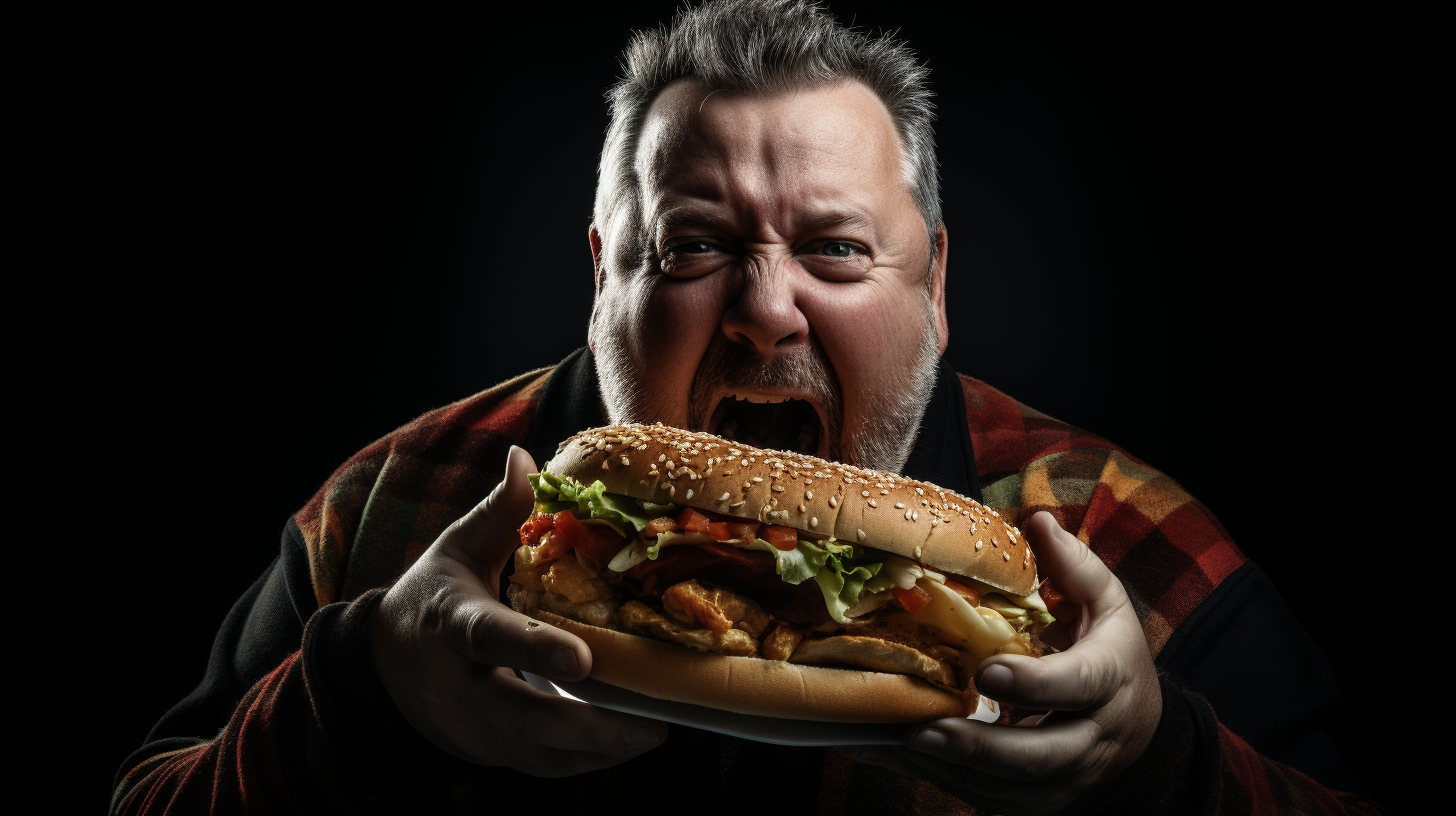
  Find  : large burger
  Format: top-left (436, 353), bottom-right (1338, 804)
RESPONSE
top-left (508, 423), bottom-right (1058, 723)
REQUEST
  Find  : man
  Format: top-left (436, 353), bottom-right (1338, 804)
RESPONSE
top-left (112, 2), bottom-right (1390, 813)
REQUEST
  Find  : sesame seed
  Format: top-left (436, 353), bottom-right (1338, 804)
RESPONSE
top-left (913, 510), bottom-right (919, 521)
top-left (810, 517), bottom-right (819, 527)
top-left (658, 454), bottom-right (666, 463)
top-left (894, 503), bottom-right (906, 509)
top-left (828, 496), bottom-right (838, 508)
top-left (1003, 552), bottom-right (1011, 561)
top-left (858, 529), bottom-right (866, 541)
top-left (731, 500), bottom-right (746, 508)
top-left (798, 504), bottom-right (806, 513)
top-left (914, 545), bottom-right (923, 559)
top-left (880, 489), bottom-right (889, 495)
top-left (868, 499), bottom-right (878, 508)
top-left (904, 509), bottom-right (913, 520)
top-left (601, 459), bottom-right (610, 470)
top-left (976, 540), bottom-right (984, 550)
top-left (915, 488), bottom-right (924, 496)
top-left (621, 456), bottom-right (630, 466)
top-left (719, 492), bottom-right (730, 502)
top-left (752, 477), bottom-right (763, 483)
top-left (772, 485), bottom-right (785, 493)
top-left (668, 485), bottom-right (676, 497)
top-left (931, 518), bottom-right (940, 526)
top-left (805, 491), bottom-right (814, 500)
top-left (862, 491), bottom-right (870, 497)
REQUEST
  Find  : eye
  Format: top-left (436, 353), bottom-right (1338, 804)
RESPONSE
top-left (821, 240), bottom-right (857, 258)
top-left (664, 239), bottom-right (719, 256)
top-left (659, 238), bottom-right (729, 279)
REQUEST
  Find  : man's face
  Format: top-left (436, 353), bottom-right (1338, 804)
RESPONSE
top-left (590, 79), bottom-right (948, 472)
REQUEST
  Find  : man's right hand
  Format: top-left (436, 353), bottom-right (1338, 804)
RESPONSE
top-left (367, 445), bottom-right (668, 776)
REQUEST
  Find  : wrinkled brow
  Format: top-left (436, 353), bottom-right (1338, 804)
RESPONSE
top-left (652, 204), bottom-right (876, 243)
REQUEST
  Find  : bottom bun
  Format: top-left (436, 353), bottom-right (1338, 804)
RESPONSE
top-left (530, 608), bottom-right (976, 723)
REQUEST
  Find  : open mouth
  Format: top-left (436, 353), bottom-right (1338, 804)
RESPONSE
top-left (706, 393), bottom-right (823, 455)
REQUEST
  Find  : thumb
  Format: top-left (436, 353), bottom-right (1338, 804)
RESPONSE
top-left (1024, 511), bottom-right (1122, 615)
top-left (440, 445), bottom-right (538, 568)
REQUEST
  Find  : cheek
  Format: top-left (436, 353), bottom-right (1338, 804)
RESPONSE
top-left (805, 280), bottom-right (928, 406)
top-left (635, 277), bottom-right (731, 399)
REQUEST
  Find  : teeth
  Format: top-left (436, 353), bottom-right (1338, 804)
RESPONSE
top-left (730, 392), bottom-right (791, 404)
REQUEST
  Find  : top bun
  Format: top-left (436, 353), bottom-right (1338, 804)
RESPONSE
top-left (546, 423), bottom-right (1038, 597)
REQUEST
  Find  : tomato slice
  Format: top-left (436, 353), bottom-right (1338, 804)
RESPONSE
top-left (894, 584), bottom-right (932, 614)
top-left (518, 512), bottom-right (556, 547)
top-left (708, 521), bottom-right (732, 541)
top-left (574, 524), bottom-right (626, 571)
top-left (727, 521), bottom-right (760, 541)
top-left (1040, 580), bottom-right (1073, 621)
top-left (553, 509), bottom-right (588, 544)
top-left (677, 507), bottom-right (711, 533)
top-left (944, 579), bottom-right (981, 607)
top-left (764, 525), bottom-right (799, 551)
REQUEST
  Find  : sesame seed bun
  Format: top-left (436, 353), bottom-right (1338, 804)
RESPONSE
top-left (547, 423), bottom-right (1037, 597)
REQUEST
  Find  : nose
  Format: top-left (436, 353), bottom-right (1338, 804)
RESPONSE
top-left (721, 259), bottom-right (811, 356)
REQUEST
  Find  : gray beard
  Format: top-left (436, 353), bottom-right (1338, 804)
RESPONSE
top-left (594, 301), bottom-right (940, 474)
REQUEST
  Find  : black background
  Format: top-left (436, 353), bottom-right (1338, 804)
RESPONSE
top-left (87, 3), bottom-right (1421, 811)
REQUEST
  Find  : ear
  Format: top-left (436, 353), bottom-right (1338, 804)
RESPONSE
top-left (588, 225), bottom-right (605, 353)
top-left (589, 225), bottom-right (605, 296)
top-left (931, 224), bottom-right (949, 354)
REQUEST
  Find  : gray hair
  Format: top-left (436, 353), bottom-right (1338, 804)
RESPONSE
top-left (593, 0), bottom-right (940, 277)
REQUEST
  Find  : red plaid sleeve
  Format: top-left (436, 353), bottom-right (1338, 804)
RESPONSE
top-left (963, 374), bottom-right (1244, 658)
top-left (293, 367), bottom-right (553, 606)
top-left (958, 375), bottom-right (1389, 815)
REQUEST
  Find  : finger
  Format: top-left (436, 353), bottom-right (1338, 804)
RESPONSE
top-left (975, 649), bottom-right (1123, 712)
top-left (1025, 511), bottom-right (1125, 614)
top-left (440, 445), bottom-right (538, 567)
top-left (901, 716), bottom-right (1099, 782)
top-left (443, 594), bottom-right (593, 680)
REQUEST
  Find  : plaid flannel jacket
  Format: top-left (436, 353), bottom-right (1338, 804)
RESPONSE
top-left (112, 355), bottom-right (1385, 815)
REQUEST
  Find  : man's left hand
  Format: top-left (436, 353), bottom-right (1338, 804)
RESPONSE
top-left (838, 510), bottom-right (1161, 815)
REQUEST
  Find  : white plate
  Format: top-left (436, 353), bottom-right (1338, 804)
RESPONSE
top-left (520, 672), bottom-right (1000, 747)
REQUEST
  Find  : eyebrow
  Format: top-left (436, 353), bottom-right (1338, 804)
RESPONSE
top-left (654, 205), bottom-right (737, 237)
top-left (652, 204), bottom-right (877, 241)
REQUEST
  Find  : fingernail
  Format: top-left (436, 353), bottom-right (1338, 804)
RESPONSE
top-left (910, 729), bottom-right (946, 751)
top-left (980, 663), bottom-right (1013, 695)
top-left (624, 726), bottom-right (660, 747)
top-left (551, 647), bottom-right (579, 675)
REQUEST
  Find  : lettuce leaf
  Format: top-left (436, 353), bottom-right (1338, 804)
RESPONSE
top-left (528, 473), bottom-right (660, 531)
top-left (527, 473), bottom-right (889, 621)
top-left (743, 539), bottom-right (818, 584)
